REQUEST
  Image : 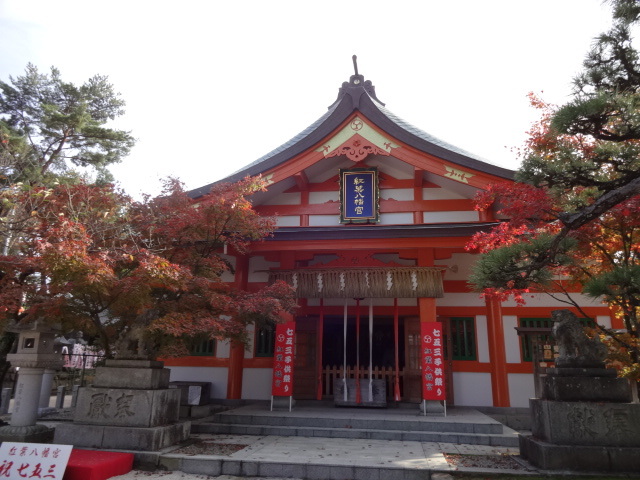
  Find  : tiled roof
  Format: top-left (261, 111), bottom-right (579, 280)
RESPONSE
top-left (189, 72), bottom-right (515, 198)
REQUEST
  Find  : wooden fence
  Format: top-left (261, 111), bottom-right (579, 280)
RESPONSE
top-left (322, 365), bottom-right (404, 399)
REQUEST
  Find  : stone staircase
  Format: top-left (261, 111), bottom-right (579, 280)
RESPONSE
top-left (191, 403), bottom-right (520, 447)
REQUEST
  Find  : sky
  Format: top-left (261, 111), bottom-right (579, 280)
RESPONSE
top-left (0, 0), bottom-right (616, 199)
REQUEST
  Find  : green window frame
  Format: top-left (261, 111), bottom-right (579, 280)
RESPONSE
top-left (255, 323), bottom-right (276, 357)
top-left (191, 339), bottom-right (216, 356)
top-left (520, 317), bottom-right (594, 361)
top-left (519, 318), bottom-right (553, 362)
top-left (451, 317), bottom-right (476, 361)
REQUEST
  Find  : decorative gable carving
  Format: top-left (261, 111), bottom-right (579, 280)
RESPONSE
top-left (317, 116), bottom-right (398, 161)
top-left (323, 134), bottom-right (388, 162)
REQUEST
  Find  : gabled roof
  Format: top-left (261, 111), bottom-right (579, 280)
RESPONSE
top-left (189, 70), bottom-right (515, 198)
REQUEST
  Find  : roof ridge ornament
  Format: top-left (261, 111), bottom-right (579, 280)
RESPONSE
top-left (329, 55), bottom-right (385, 110)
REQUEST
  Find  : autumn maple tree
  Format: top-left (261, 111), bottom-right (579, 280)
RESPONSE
top-left (0, 64), bottom-right (137, 377)
top-left (0, 178), bottom-right (295, 359)
top-left (468, 0), bottom-right (640, 379)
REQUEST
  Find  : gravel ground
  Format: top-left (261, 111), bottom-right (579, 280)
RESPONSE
top-left (443, 452), bottom-right (529, 470)
top-left (110, 441), bottom-right (302, 480)
top-left (107, 445), bottom-right (531, 480)
top-left (170, 441), bottom-right (249, 456)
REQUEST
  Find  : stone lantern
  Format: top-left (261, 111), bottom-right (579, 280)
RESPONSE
top-left (0, 321), bottom-right (63, 442)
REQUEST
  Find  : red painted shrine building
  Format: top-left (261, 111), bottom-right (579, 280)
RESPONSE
top-left (164, 69), bottom-right (616, 408)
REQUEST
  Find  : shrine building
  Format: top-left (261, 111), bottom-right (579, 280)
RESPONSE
top-left (164, 65), bottom-right (616, 408)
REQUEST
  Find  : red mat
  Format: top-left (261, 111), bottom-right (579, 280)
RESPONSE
top-left (63, 449), bottom-right (134, 480)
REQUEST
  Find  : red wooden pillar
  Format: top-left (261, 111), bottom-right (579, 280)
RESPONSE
top-left (227, 342), bottom-right (245, 400)
top-left (418, 297), bottom-right (436, 323)
top-left (485, 297), bottom-right (510, 407)
top-left (227, 255), bottom-right (248, 400)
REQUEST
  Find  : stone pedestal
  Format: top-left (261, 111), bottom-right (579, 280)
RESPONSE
top-left (169, 381), bottom-right (211, 406)
top-left (0, 368), bottom-right (53, 443)
top-left (520, 309), bottom-right (640, 472)
top-left (54, 360), bottom-right (190, 451)
top-left (520, 366), bottom-right (640, 471)
top-left (169, 381), bottom-right (212, 418)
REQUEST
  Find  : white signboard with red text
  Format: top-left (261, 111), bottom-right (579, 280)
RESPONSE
top-left (420, 322), bottom-right (446, 402)
top-left (271, 321), bottom-right (295, 397)
top-left (0, 442), bottom-right (72, 480)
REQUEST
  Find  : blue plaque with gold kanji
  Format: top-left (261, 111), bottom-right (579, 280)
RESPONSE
top-left (340, 168), bottom-right (379, 223)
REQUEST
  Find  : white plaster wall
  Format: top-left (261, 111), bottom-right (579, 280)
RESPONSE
top-left (380, 188), bottom-right (413, 201)
top-left (275, 216), bottom-right (301, 227)
top-left (217, 340), bottom-right (230, 359)
top-left (367, 156), bottom-right (413, 179)
top-left (437, 293), bottom-right (484, 307)
top-left (475, 315), bottom-right (490, 363)
top-left (435, 252), bottom-right (476, 281)
top-left (168, 366), bottom-right (228, 399)
top-left (502, 293), bottom-right (605, 308)
top-left (242, 368), bottom-right (273, 400)
top-left (596, 315), bottom-right (612, 328)
top-left (220, 255), bottom-right (236, 283)
top-left (309, 191), bottom-right (339, 204)
top-left (248, 256), bottom-right (280, 282)
top-left (380, 212), bottom-right (413, 225)
top-left (508, 373), bottom-right (535, 407)
top-left (452, 372), bottom-right (493, 406)
top-left (263, 193), bottom-right (301, 205)
top-left (309, 215), bottom-right (340, 226)
top-left (503, 315), bottom-right (521, 363)
top-left (423, 188), bottom-right (465, 200)
top-left (423, 211), bottom-right (479, 223)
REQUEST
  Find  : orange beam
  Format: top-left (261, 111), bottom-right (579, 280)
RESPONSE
top-left (286, 177), bottom-right (440, 192)
top-left (255, 198), bottom-right (475, 216)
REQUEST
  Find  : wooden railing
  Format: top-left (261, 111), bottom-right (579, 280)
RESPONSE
top-left (322, 365), bottom-right (403, 399)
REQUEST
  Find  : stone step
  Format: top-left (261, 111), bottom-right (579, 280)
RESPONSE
top-left (191, 422), bottom-right (519, 447)
top-left (158, 456), bottom-right (435, 480)
top-left (207, 412), bottom-right (504, 434)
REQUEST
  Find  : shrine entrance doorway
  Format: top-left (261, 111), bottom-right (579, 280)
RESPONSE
top-left (320, 315), bottom-right (403, 402)
top-left (293, 317), bottom-right (318, 400)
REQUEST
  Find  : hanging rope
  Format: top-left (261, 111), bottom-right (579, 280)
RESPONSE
top-left (271, 267), bottom-right (445, 298)
top-left (355, 299), bottom-right (361, 404)
top-left (368, 298), bottom-right (373, 402)
top-left (343, 299), bottom-right (348, 402)
top-left (317, 299), bottom-right (324, 401)
top-left (393, 298), bottom-right (401, 402)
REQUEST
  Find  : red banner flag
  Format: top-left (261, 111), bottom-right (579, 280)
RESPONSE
top-left (271, 321), bottom-right (296, 396)
top-left (421, 322), bottom-right (446, 401)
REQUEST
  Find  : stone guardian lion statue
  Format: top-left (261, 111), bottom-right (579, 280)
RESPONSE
top-left (551, 309), bottom-right (608, 369)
